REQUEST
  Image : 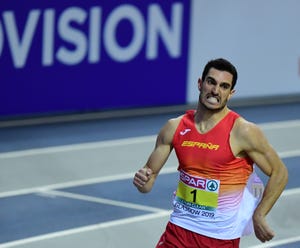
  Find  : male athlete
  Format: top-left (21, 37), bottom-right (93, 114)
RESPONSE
top-left (133, 58), bottom-right (288, 247)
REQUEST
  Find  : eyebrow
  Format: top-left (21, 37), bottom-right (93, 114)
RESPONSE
top-left (206, 76), bottom-right (216, 83)
top-left (206, 76), bottom-right (232, 87)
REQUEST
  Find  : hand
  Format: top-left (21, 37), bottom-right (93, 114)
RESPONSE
top-left (253, 213), bottom-right (275, 242)
top-left (133, 167), bottom-right (153, 189)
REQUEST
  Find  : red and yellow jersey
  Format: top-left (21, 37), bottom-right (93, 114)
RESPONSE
top-left (173, 110), bottom-right (253, 193)
top-left (170, 110), bottom-right (259, 239)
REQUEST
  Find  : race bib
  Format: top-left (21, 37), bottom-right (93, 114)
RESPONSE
top-left (176, 170), bottom-right (220, 210)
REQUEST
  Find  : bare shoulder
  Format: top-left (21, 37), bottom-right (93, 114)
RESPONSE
top-left (158, 114), bottom-right (184, 144)
top-left (232, 115), bottom-right (287, 179)
top-left (232, 116), bottom-right (268, 150)
top-left (167, 115), bottom-right (184, 128)
top-left (234, 117), bottom-right (262, 135)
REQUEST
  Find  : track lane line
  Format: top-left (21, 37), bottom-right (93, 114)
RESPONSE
top-left (1, 188), bottom-right (300, 248)
top-left (0, 211), bottom-right (171, 248)
top-left (0, 167), bottom-right (177, 198)
top-left (0, 119), bottom-right (299, 159)
top-left (0, 148), bottom-right (300, 199)
top-left (248, 235), bottom-right (300, 248)
top-left (38, 189), bottom-right (167, 213)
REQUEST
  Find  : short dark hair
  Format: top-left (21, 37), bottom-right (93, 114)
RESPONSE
top-left (201, 58), bottom-right (238, 89)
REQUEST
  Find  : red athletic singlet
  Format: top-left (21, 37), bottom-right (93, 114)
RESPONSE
top-left (169, 110), bottom-right (257, 240)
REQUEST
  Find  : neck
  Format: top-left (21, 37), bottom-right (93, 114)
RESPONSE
top-left (196, 102), bottom-right (229, 120)
top-left (194, 104), bottom-right (230, 133)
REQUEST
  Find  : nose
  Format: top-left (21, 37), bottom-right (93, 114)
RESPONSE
top-left (211, 85), bottom-right (219, 95)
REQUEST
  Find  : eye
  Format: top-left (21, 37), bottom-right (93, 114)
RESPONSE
top-left (206, 77), bottom-right (215, 85)
top-left (220, 83), bottom-right (231, 90)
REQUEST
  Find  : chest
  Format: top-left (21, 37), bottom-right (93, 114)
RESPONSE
top-left (173, 127), bottom-right (234, 166)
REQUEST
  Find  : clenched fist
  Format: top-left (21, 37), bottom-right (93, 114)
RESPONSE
top-left (133, 167), bottom-right (153, 193)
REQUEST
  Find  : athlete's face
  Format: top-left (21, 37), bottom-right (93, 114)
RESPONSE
top-left (198, 68), bottom-right (235, 111)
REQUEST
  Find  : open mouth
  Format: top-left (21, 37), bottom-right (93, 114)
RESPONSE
top-left (206, 96), bottom-right (219, 104)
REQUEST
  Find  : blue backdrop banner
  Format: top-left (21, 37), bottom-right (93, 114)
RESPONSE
top-left (0, 0), bottom-right (191, 117)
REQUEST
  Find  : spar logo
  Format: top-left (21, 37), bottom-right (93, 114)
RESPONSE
top-left (180, 170), bottom-right (206, 190)
top-left (180, 170), bottom-right (220, 193)
top-left (0, 2), bottom-right (186, 68)
top-left (206, 180), bottom-right (218, 192)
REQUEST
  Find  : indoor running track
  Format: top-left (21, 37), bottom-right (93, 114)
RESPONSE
top-left (0, 102), bottom-right (299, 248)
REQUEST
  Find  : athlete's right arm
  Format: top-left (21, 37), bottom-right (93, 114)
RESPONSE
top-left (133, 117), bottom-right (181, 193)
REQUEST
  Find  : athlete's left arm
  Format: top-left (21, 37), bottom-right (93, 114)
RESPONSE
top-left (234, 118), bottom-right (288, 243)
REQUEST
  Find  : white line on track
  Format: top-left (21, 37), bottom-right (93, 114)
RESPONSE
top-left (0, 167), bottom-right (177, 198)
top-left (38, 189), bottom-right (167, 213)
top-left (0, 188), bottom-right (299, 248)
top-left (0, 119), bottom-right (299, 247)
top-left (278, 149), bottom-right (300, 158)
top-left (0, 135), bottom-right (156, 159)
top-left (259, 119), bottom-right (300, 130)
top-left (1, 144), bottom-right (300, 199)
top-left (0, 119), bottom-right (299, 159)
top-left (0, 211), bottom-right (172, 248)
top-left (248, 235), bottom-right (300, 248)
top-left (280, 187), bottom-right (300, 197)
top-left (0, 145), bottom-right (299, 199)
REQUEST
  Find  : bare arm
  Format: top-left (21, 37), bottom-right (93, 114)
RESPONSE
top-left (133, 117), bottom-right (181, 193)
top-left (234, 118), bottom-right (288, 242)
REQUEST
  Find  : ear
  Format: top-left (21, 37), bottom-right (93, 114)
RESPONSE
top-left (198, 78), bottom-right (202, 91)
top-left (227, 89), bottom-right (236, 100)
